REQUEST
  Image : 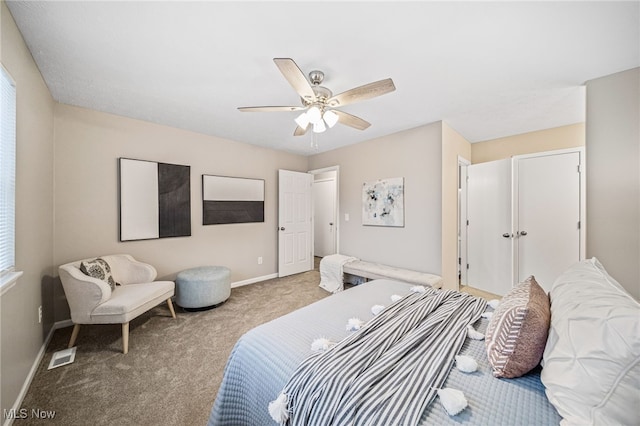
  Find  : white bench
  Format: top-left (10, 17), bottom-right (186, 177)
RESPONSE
top-left (343, 260), bottom-right (443, 289)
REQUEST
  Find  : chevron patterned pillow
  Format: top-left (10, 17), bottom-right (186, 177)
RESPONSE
top-left (485, 276), bottom-right (550, 378)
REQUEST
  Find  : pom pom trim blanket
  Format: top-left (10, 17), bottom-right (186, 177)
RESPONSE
top-left (273, 287), bottom-right (486, 426)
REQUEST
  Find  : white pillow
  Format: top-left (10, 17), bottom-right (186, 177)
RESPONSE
top-left (541, 258), bottom-right (640, 426)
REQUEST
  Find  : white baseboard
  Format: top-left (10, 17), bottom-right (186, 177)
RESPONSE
top-left (54, 319), bottom-right (73, 329)
top-left (231, 273), bottom-right (278, 288)
top-left (3, 320), bottom-right (71, 426)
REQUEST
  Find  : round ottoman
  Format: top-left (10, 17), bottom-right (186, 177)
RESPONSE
top-left (175, 266), bottom-right (231, 310)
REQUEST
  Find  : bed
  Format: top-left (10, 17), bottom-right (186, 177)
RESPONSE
top-left (208, 258), bottom-right (639, 426)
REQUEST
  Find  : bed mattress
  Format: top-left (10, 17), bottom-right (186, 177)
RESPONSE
top-left (208, 279), bottom-right (561, 425)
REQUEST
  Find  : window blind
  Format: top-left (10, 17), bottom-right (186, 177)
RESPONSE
top-left (0, 66), bottom-right (16, 278)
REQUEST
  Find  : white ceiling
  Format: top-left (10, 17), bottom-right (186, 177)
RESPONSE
top-left (6, 1), bottom-right (639, 156)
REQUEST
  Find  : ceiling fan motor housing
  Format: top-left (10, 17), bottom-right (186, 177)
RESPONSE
top-left (311, 86), bottom-right (332, 103)
top-left (304, 70), bottom-right (332, 106)
top-left (308, 70), bottom-right (324, 85)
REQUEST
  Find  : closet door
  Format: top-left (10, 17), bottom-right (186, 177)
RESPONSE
top-left (467, 159), bottom-right (513, 296)
top-left (515, 152), bottom-right (582, 291)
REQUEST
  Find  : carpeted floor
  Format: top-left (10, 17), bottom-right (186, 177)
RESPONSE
top-left (17, 267), bottom-right (328, 425)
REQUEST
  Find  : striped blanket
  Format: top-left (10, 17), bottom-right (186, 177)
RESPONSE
top-left (275, 287), bottom-right (487, 426)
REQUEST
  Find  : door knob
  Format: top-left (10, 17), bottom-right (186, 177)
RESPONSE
top-left (329, 222), bottom-right (334, 226)
top-left (280, 227), bottom-right (285, 231)
top-left (519, 230), bottom-right (528, 236)
top-left (502, 233), bottom-right (512, 238)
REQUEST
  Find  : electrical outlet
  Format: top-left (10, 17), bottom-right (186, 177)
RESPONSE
top-left (258, 257), bottom-right (263, 265)
top-left (345, 213), bottom-right (350, 221)
top-left (38, 306), bottom-right (42, 324)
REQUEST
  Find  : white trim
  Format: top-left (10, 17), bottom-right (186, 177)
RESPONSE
top-left (230, 273), bottom-right (278, 288)
top-left (2, 320), bottom-right (70, 426)
top-left (313, 177), bottom-right (334, 183)
top-left (54, 319), bottom-right (74, 329)
top-left (0, 270), bottom-right (23, 296)
top-left (308, 165), bottom-right (339, 175)
top-left (457, 157), bottom-right (470, 166)
top-left (511, 146), bottom-right (584, 161)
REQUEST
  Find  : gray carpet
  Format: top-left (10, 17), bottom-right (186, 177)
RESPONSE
top-left (17, 267), bottom-right (328, 425)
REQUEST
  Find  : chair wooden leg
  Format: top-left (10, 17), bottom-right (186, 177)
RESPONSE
top-left (68, 324), bottom-right (80, 348)
top-left (167, 298), bottom-right (176, 319)
top-left (122, 322), bottom-right (129, 354)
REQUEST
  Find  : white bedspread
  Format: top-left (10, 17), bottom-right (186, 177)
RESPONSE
top-left (319, 254), bottom-right (358, 293)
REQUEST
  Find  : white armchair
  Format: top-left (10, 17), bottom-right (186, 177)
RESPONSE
top-left (59, 254), bottom-right (176, 354)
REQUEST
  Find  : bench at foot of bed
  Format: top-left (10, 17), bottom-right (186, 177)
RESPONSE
top-left (343, 260), bottom-right (444, 289)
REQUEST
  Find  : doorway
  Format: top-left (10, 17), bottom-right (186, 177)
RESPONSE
top-left (457, 157), bottom-right (470, 287)
top-left (309, 166), bottom-right (339, 262)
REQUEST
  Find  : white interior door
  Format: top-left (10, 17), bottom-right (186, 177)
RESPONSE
top-left (467, 159), bottom-right (513, 296)
top-left (515, 152), bottom-right (582, 291)
top-left (278, 170), bottom-right (312, 277)
top-left (313, 179), bottom-right (336, 257)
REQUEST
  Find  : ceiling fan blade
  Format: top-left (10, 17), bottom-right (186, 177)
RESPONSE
top-left (333, 110), bottom-right (371, 130)
top-left (294, 125), bottom-right (309, 136)
top-left (327, 78), bottom-right (396, 107)
top-left (238, 106), bottom-right (306, 112)
top-left (273, 58), bottom-right (316, 102)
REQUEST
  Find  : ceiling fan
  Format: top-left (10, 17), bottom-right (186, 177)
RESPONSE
top-left (238, 58), bottom-right (396, 136)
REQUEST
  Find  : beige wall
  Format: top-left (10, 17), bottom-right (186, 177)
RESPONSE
top-left (472, 123), bottom-right (585, 164)
top-left (441, 123), bottom-right (471, 290)
top-left (53, 103), bottom-right (308, 315)
top-left (1, 1), bottom-right (55, 415)
top-left (586, 68), bottom-right (640, 300)
top-left (309, 123), bottom-right (443, 279)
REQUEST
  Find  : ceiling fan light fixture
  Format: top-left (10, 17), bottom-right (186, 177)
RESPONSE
top-left (307, 105), bottom-right (322, 124)
top-left (323, 110), bottom-right (339, 128)
top-left (242, 59), bottom-right (395, 139)
top-left (313, 120), bottom-right (326, 133)
top-left (294, 112), bottom-right (310, 129)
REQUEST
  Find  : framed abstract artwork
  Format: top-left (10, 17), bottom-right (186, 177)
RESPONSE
top-left (362, 177), bottom-right (404, 227)
top-left (119, 158), bottom-right (191, 241)
top-left (202, 175), bottom-right (264, 225)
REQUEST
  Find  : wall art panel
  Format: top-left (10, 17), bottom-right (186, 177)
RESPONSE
top-left (362, 177), bottom-right (404, 227)
top-left (202, 175), bottom-right (264, 225)
top-left (119, 158), bottom-right (191, 241)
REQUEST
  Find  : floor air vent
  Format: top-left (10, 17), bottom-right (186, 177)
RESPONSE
top-left (47, 347), bottom-right (76, 370)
